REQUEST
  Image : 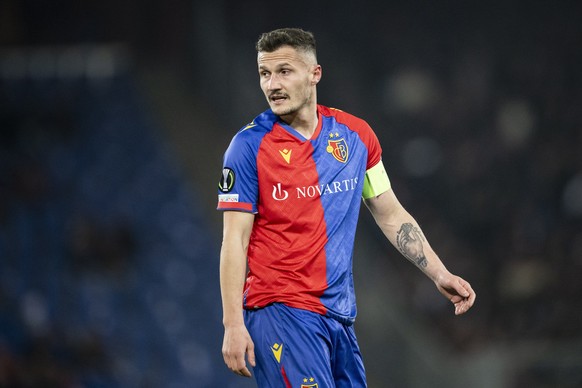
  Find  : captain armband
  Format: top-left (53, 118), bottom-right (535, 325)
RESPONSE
top-left (362, 160), bottom-right (391, 199)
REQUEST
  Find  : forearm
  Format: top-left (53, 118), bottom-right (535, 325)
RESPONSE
top-left (365, 190), bottom-right (449, 282)
top-left (219, 213), bottom-right (257, 375)
top-left (365, 190), bottom-right (476, 314)
top-left (219, 240), bottom-right (248, 327)
top-left (376, 207), bottom-right (449, 281)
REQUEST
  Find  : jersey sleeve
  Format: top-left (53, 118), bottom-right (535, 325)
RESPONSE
top-left (323, 106), bottom-right (391, 198)
top-left (355, 119), bottom-right (391, 198)
top-left (359, 120), bottom-right (382, 170)
top-left (217, 130), bottom-right (260, 213)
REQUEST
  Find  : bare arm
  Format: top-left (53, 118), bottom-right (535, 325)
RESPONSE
top-left (364, 189), bottom-right (476, 315)
top-left (220, 211), bottom-right (256, 377)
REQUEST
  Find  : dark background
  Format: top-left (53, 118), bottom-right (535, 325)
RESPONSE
top-left (1, 1), bottom-right (581, 387)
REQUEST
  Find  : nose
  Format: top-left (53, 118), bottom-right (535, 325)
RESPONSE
top-left (267, 73), bottom-right (281, 91)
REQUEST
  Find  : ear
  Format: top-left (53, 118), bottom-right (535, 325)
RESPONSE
top-left (311, 64), bottom-right (322, 85)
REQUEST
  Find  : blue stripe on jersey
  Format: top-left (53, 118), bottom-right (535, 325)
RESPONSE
top-left (311, 114), bottom-right (369, 323)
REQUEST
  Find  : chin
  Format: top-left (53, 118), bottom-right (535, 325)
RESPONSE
top-left (270, 103), bottom-right (298, 117)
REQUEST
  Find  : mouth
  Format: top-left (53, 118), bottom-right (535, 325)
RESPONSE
top-left (269, 94), bottom-right (288, 104)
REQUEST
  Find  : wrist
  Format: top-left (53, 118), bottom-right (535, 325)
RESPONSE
top-left (430, 266), bottom-right (450, 283)
top-left (223, 315), bottom-right (245, 328)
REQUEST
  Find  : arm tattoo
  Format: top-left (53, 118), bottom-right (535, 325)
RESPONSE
top-left (396, 223), bottom-right (428, 268)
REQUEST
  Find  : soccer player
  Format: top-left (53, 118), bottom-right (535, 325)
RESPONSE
top-left (217, 28), bottom-right (476, 387)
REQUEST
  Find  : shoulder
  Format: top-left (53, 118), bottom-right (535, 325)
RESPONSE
top-left (318, 105), bottom-right (371, 131)
top-left (319, 105), bottom-right (382, 166)
top-left (236, 110), bottom-right (276, 136)
top-left (228, 110), bottom-right (277, 149)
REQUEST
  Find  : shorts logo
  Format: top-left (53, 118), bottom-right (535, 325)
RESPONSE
top-left (271, 343), bottom-right (283, 363)
top-left (301, 377), bottom-right (318, 387)
top-left (219, 168), bottom-right (235, 193)
top-left (326, 133), bottom-right (348, 163)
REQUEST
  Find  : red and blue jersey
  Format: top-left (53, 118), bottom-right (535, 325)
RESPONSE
top-left (218, 105), bottom-right (383, 324)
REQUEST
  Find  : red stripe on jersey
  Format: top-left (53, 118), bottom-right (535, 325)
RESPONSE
top-left (244, 122), bottom-right (328, 315)
top-left (217, 202), bottom-right (253, 211)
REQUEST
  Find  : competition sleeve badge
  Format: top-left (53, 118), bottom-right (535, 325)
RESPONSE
top-left (218, 168), bottom-right (239, 203)
top-left (219, 168), bottom-right (235, 193)
top-left (326, 132), bottom-right (348, 163)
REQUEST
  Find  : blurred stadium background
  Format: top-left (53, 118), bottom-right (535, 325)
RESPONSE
top-left (1, 1), bottom-right (581, 387)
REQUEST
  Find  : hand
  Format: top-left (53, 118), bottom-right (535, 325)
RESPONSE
top-left (434, 272), bottom-right (476, 315)
top-left (222, 323), bottom-right (256, 377)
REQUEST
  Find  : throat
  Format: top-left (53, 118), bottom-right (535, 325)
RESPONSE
top-left (280, 112), bottom-right (319, 140)
top-left (295, 127), bottom-right (316, 140)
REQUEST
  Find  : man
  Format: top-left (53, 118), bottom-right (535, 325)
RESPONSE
top-left (217, 28), bottom-right (476, 387)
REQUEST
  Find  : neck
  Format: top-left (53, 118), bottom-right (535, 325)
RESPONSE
top-left (280, 103), bottom-right (319, 140)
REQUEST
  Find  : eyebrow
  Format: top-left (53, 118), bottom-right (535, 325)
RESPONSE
top-left (258, 62), bottom-right (294, 72)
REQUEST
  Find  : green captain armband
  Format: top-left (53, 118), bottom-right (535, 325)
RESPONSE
top-left (362, 160), bottom-right (391, 199)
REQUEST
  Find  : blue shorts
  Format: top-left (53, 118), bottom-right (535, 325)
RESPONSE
top-left (244, 303), bottom-right (367, 387)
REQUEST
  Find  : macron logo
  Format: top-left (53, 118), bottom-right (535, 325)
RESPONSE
top-left (279, 149), bottom-right (292, 164)
top-left (271, 343), bottom-right (283, 363)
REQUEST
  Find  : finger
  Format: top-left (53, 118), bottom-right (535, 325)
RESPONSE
top-left (455, 300), bottom-right (472, 315)
top-left (465, 282), bottom-right (477, 305)
top-left (453, 282), bottom-right (476, 315)
top-left (454, 294), bottom-right (475, 315)
top-left (233, 366), bottom-right (252, 377)
top-left (458, 281), bottom-right (476, 306)
top-left (455, 304), bottom-right (465, 315)
top-left (459, 298), bottom-right (475, 315)
top-left (224, 351), bottom-right (246, 374)
top-left (247, 342), bottom-right (256, 367)
top-left (227, 349), bottom-right (253, 377)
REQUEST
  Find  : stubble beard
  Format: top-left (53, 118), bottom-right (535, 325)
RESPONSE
top-left (270, 88), bottom-right (314, 118)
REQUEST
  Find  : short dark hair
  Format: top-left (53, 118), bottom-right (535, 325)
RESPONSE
top-left (256, 28), bottom-right (317, 58)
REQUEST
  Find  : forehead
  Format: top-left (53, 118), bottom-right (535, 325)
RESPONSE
top-left (257, 46), bottom-right (312, 68)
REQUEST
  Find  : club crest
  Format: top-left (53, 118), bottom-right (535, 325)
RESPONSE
top-left (326, 138), bottom-right (348, 163)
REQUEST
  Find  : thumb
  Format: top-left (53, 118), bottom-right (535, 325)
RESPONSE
top-left (454, 279), bottom-right (471, 298)
top-left (438, 278), bottom-right (468, 301)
